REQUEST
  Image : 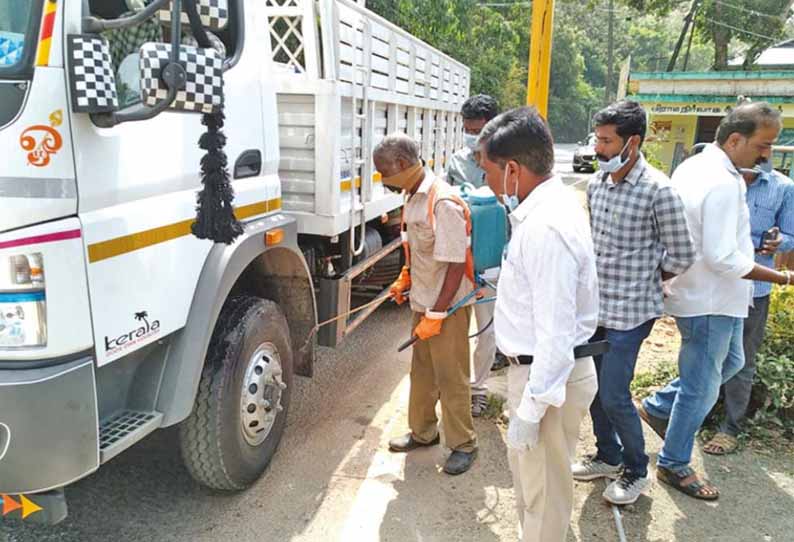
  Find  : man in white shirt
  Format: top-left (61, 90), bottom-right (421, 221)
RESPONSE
top-left (639, 102), bottom-right (794, 501)
top-left (478, 107), bottom-right (600, 542)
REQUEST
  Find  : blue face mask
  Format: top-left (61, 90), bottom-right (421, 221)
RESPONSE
top-left (758, 158), bottom-right (773, 174)
top-left (502, 164), bottom-right (519, 212)
top-left (463, 133), bottom-right (479, 151)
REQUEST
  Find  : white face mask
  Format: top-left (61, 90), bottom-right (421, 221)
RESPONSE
top-left (502, 163), bottom-right (519, 212)
top-left (597, 139), bottom-right (632, 174)
top-left (463, 133), bottom-right (479, 151)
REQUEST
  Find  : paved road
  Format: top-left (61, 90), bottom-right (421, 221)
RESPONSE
top-left (555, 143), bottom-right (593, 190)
top-left (0, 304), bottom-right (519, 542)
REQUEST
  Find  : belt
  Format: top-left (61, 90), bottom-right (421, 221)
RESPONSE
top-left (507, 340), bottom-right (610, 366)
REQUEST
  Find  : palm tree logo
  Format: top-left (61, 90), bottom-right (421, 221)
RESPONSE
top-left (134, 311), bottom-right (150, 331)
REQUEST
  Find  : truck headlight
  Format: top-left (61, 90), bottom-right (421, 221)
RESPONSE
top-left (0, 253), bottom-right (47, 348)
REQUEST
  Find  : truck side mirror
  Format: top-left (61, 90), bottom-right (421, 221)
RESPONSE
top-left (74, 0), bottom-right (228, 127)
top-left (139, 42), bottom-right (223, 114)
top-left (157, 0), bottom-right (229, 32)
top-left (66, 35), bottom-right (120, 114)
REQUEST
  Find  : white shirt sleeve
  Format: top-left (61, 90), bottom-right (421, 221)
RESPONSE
top-left (701, 181), bottom-right (756, 279)
top-left (515, 223), bottom-right (579, 423)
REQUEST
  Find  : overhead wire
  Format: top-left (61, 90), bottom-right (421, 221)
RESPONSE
top-left (711, 0), bottom-right (786, 21)
top-left (701, 16), bottom-right (779, 42)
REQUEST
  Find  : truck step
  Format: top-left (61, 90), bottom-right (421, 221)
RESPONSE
top-left (99, 410), bottom-right (163, 463)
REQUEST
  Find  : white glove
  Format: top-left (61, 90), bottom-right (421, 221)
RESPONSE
top-left (506, 415), bottom-right (541, 451)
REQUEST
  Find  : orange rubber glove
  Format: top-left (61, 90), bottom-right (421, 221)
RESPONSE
top-left (414, 310), bottom-right (446, 340)
top-left (389, 265), bottom-right (412, 305)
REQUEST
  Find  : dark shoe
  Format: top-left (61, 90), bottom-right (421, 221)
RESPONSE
top-left (636, 400), bottom-right (668, 440)
top-left (491, 353), bottom-right (509, 371)
top-left (471, 394), bottom-right (489, 417)
top-left (388, 433), bottom-right (440, 453)
top-left (443, 449), bottom-right (478, 475)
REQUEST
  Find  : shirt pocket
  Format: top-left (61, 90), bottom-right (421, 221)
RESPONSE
top-left (409, 223), bottom-right (435, 253)
top-left (752, 202), bottom-right (777, 228)
top-left (612, 210), bottom-right (652, 251)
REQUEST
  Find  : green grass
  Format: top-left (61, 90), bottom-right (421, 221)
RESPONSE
top-left (631, 362), bottom-right (679, 399)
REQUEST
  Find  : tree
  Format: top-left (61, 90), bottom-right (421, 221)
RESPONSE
top-left (367, 0), bottom-right (520, 102)
top-left (619, 0), bottom-right (794, 70)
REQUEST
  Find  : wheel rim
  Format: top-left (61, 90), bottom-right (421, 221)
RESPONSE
top-left (240, 342), bottom-right (286, 446)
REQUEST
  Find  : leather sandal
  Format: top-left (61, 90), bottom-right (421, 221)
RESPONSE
top-left (657, 466), bottom-right (719, 500)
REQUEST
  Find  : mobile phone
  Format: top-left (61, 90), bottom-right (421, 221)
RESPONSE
top-left (757, 228), bottom-right (780, 252)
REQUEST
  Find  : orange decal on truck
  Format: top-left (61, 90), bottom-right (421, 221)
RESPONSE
top-left (19, 110), bottom-right (63, 167)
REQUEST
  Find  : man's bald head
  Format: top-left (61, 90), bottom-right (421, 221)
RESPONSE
top-left (374, 133), bottom-right (424, 192)
top-left (374, 133), bottom-right (420, 166)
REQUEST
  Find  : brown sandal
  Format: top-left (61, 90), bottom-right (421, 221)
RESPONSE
top-left (657, 466), bottom-right (719, 500)
top-left (636, 401), bottom-right (668, 439)
top-left (703, 432), bottom-right (738, 456)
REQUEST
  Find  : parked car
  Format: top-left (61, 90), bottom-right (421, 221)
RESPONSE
top-left (573, 133), bottom-right (597, 172)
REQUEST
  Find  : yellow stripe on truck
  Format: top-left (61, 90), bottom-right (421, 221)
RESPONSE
top-left (340, 172), bottom-right (383, 192)
top-left (87, 198), bottom-right (281, 263)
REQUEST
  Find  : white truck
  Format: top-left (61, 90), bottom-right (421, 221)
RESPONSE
top-left (0, 0), bottom-right (469, 523)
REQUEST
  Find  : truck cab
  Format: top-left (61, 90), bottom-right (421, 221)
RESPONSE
top-left (0, 0), bottom-right (468, 524)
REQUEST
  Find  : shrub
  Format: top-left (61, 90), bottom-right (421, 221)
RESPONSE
top-left (751, 286), bottom-right (794, 428)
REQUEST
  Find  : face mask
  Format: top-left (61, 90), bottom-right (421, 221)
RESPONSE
top-left (501, 163), bottom-right (519, 213)
top-left (758, 158), bottom-right (773, 174)
top-left (463, 133), bottom-right (479, 151)
top-left (597, 139), bottom-right (632, 174)
top-left (381, 162), bottom-right (424, 192)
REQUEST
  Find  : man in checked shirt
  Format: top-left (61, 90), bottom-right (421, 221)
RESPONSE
top-left (572, 100), bottom-right (695, 505)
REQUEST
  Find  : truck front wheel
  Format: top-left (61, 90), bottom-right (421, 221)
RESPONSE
top-left (179, 296), bottom-right (293, 490)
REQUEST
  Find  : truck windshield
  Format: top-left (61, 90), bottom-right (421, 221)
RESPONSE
top-left (0, 0), bottom-right (38, 76)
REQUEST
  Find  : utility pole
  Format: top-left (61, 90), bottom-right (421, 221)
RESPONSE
top-left (606, 0), bottom-right (614, 104)
top-left (526, 0), bottom-right (555, 118)
top-left (668, 0), bottom-right (700, 72)
top-left (682, 8), bottom-right (697, 71)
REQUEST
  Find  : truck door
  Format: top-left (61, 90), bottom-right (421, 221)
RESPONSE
top-left (68, 1), bottom-right (269, 367)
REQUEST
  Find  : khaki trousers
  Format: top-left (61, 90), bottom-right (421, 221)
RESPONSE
top-left (408, 307), bottom-right (477, 453)
top-left (507, 359), bottom-right (598, 542)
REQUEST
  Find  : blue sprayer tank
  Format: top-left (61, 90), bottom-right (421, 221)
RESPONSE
top-left (458, 185), bottom-right (508, 275)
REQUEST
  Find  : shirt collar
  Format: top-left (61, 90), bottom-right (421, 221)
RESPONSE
top-left (415, 168), bottom-right (436, 195)
top-left (703, 143), bottom-right (740, 176)
top-left (750, 170), bottom-right (772, 186)
top-left (511, 175), bottom-right (563, 222)
top-left (623, 153), bottom-right (647, 186)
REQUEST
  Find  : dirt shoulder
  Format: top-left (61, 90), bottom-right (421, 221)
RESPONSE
top-left (569, 318), bottom-right (794, 542)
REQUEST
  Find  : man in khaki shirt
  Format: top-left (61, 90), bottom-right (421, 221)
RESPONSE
top-left (374, 133), bottom-right (478, 475)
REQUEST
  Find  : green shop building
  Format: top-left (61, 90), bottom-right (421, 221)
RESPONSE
top-left (627, 70), bottom-right (794, 175)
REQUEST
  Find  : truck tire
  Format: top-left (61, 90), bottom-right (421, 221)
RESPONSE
top-left (179, 296), bottom-right (293, 491)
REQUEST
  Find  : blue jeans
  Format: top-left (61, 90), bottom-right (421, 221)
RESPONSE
top-left (589, 320), bottom-right (655, 477)
top-left (643, 315), bottom-right (745, 471)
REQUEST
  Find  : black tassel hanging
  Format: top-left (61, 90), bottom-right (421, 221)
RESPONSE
top-left (191, 107), bottom-right (243, 244)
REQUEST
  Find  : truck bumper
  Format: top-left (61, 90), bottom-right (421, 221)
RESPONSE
top-left (0, 356), bottom-right (99, 497)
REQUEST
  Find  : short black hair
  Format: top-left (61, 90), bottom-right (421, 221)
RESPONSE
top-left (461, 94), bottom-right (500, 122)
top-left (716, 102), bottom-right (781, 145)
top-left (593, 100), bottom-right (647, 146)
top-left (479, 106), bottom-right (555, 177)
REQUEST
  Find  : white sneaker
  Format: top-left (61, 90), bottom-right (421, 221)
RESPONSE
top-left (603, 471), bottom-right (651, 505)
top-left (572, 455), bottom-right (622, 481)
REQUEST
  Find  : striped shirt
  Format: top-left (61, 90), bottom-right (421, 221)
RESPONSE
top-left (587, 154), bottom-right (695, 330)
top-left (746, 169), bottom-right (794, 298)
